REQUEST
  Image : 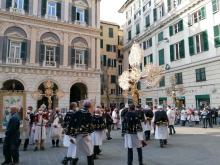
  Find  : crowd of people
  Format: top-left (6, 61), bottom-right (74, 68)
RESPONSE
top-left (1, 101), bottom-right (220, 165)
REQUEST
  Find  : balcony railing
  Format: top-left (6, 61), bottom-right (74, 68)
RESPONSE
top-left (43, 61), bottom-right (56, 67)
top-left (10, 7), bottom-right (25, 14)
top-left (7, 57), bottom-right (22, 64)
top-left (45, 14), bottom-right (58, 21)
top-left (74, 21), bottom-right (87, 26)
top-left (74, 64), bottom-right (86, 70)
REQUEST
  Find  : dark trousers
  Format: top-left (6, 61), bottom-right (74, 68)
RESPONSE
top-left (144, 130), bottom-right (151, 141)
top-left (52, 139), bottom-right (59, 146)
top-left (168, 125), bottom-right (176, 135)
top-left (127, 148), bottom-right (143, 165)
top-left (203, 118), bottom-right (207, 128)
top-left (93, 145), bottom-right (101, 157)
top-left (23, 138), bottom-right (29, 150)
top-left (106, 125), bottom-right (112, 139)
top-left (87, 156), bottom-right (94, 165)
top-left (181, 120), bottom-right (186, 126)
top-left (3, 142), bottom-right (19, 163)
top-left (213, 117), bottom-right (217, 125)
top-left (159, 139), bottom-right (167, 148)
top-left (207, 118), bottom-right (213, 128)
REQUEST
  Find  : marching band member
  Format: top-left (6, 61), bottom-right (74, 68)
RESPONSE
top-left (154, 105), bottom-right (169, 148)
top-left (143, 106), bottom-right (154, 141)
top-left (122, 105), bottom-right (146, 165)
top-left (62, 102), bottom-right (79, 165)
top-left (91, 107), bottom-right (106, 159)
top-left (50, 108), bottom-right (63, 147)
top-left (33, 107), bottom-right (49, 151)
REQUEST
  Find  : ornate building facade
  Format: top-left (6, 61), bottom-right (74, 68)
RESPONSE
top-left (120, 0), bottom-right (220, 109)
top-left (0, 0), bottom-right (101, 109)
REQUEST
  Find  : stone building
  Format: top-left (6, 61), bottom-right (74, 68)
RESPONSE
top-left (100, 21), bottom-right (124, 108)
top-left (0, 0), bottom-right (101, 110)
top-left (119, 0), bottom-right (220, 109)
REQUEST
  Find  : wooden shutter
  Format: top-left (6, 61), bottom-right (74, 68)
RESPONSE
top-left (41, 0), bottom-right (47, 16)
top-left (143, 41), bottom-right (146, 50)
top-left (20, 41), bottom-right (27, 62)
top-left (72, 6), bottom-right (76, 22)
top-left (179, 40), bottom-right (185, 59)
top-left (39, 44), bottom-right (45, 65)
top-left (167, 0), bottom-right (171, 11)
top-left (202, 30), bottom-right (209, 51)
top-left (144, 56), bottom-right (147, 66)
top-left (170, 44), bottom-right (175, 62)
top-left (85, 8), bottom-right (89, 25)
top-left (149, 38), bottom-right (152, 47)
top-left (169, 26), bottom-right (173, 36)
top-left (214, 25), bottom-right (220, 47)
top-left (114, 59), bottom-right (117, 67)
top-left (153, 8), bottom-right (157, 21)
top-left (24, 0), bottom-right (29, 13)
top-left (179, 19), bottom-right (184, 31)
top-left (159, 49), bottom-right (164, 65)
top-left (145, 15), bottom-right (150, 27)
top-left (200, 7), bottom-right (206, 20)
top-left (150, 54), bottom-right (153, 63)
top-left (6, 0), bottom-right (12, 10)
top-left (188, 36), bottom-right (195, 56)
top-left (56, 2), bottom-right (61, 19)
top-left (71, 48), bottom-right (75, 65)
top-left (55, 46), bottom-right (60, 66)
top-left (84, 49), bottom-right (89, 67)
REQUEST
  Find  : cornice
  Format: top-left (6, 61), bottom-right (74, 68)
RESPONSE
top-left (0, 11), bottom-right (100, 37)
top-left (0, 64), bottom-right (101, 77)
top-left (123, 0), bottom-right (203, 50)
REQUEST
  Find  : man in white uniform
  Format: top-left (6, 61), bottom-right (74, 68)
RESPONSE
top-left (167, 106), bottom-right (176, 135)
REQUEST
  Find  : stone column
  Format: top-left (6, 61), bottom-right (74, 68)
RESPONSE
top-left (92, 0), bottom-right (96, 27)
top-left (91, 38), bottom-right (96, 69)
top-left (96, 0), bottom-right (101, 28)
top-left (26, 92), bottom-right (37, 109)
top-left (33, 0), bottom-right (39, 16)
top-left (59, 92), bottom-right (70, 108)
top-left (30, 28), bottom-right (37, 64)
top-left (63, 32), bottom-right (69, 67)
top-left (64, 0), bottom-right (69, 22)
top-left (96, 38), bottom-right (101, 69)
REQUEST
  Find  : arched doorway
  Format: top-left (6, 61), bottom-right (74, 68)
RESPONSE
top-left (37, 81), bottom-right (58, 109)
top-left (70, 83), bottom-right (87, 103)
top-left (1, 79), bottom-right (24, 91)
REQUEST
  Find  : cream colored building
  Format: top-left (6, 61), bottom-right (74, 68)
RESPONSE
top-left (100, 21), bottom-right (124, 108)
top-left (120, 0), bottom-right (220, 109)
top-left (0, 0), bottom-right (101, 109)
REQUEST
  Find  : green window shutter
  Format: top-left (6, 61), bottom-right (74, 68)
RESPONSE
top-left (24, 0), bottom-right (29, 13)
top-left (72, 6), bottom-right (76, 22)
top-left (20, 41), bottom-right (27, 61)
top-left (202, 30), bottom-right (209, 51)
top-left (41, 0), bottom-right (47, 16)
top-left (85, 8), bottom-right (89, 25)
top-left (149, 38), bottom-right (152, 47)
top-left (150, 54), bottom-right (153, 63)
top-left (169, 26), bottom-right (173, 36)
top-left (179, 40), bottom-right (185, 59)
top-left (179, 19), bottom-right (184, 31)
top-left (158, 32), bottom-right (163, 42)
top-left (159, 49), bottom-right (164, 65)
top-left (56, 2), bottom-right (61, 19)
top-left (145, 15), bottom-right (150, 27)
top-left (200, 7), bottom-right (206, 20)
top-left (167, 0), bottom-right (171, 11)
top-left (188, 36), bottom-right (195, 56)
top-left (6, 0), bottom-right (12, 9)
top-left (212, 0), bottom-right (219, 13)
top-left (144, 56), bottom-right (147, 66)
top-left (214, 25), bottom-right (220, 47)
top-left (170, 44), bottom-right (174, 62)
top-left (153, 8), bottom-right (157, 21)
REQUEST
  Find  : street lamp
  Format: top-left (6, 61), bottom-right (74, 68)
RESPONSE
top-left (118, 43), bottom-right (163, 105)
top-left (32, 80), bottom-right (64, 109)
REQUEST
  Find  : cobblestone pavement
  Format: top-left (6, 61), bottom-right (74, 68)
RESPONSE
top-left (1, 127), bottom-right (220, 165)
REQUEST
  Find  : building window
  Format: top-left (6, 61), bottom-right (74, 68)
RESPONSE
top-left (102, 55), bottom-right (107, 66)
top-left (159, 76), bottom-right (165, 87)
top-left (188, 31), bottom-right (209, 56)
top-left (109, 28), bottom-right (114, 38)
top-left (118, 65), bottom-right (123, 75)
top-left (159, 3), bottom-right (165, 18)
top-left (100, 26), bottom-right (103, 36)
top-left (170, 40), bottom-right (185, 61)
top-left (100, 39), bottom-right (103, 48)
top-left (143, 0), bottom-right (151, 12)
top-left (137, 81), bottom-right (141, 90)
top-left (175, 73), bottom-right (183, 84)
top-left (167, 0), bottom-right (172, 11)
top-left (44, 45), bottom-right (56, 66)
top-left (12, 0), bottom-right (24, 9)
top-left (111, 89), bottom-right (116, 95)
top-left (159, 49), bottom-right (164, 65)
top-left (106, 45), bottom-right (116, 52)
top-left (47, 1), bottom-right (57, 17)
top-left (136, 23), bottom-right (140, 35)
top-left (196, 68), bottom-right (206, 82)
top-left (169, 20), bottom-right (184, 36)
top-left (8, 41), bottom-right (22, 64)
top-left (158, 32), bottom-right (164, 42)
top-left (76, 8), bottom-right (85, 22)
top-left (188, 7), bottom-right (206, 26)
top-left (111, 75), bottom-right (116, 83)
top-left (128, 30), bottom-right (132, 41)
top-left (214, 25), bottom-right (220, 47)
top-left (145, 15), bottom-right (150, 28)
top-left (212, 0), bottom-right (219, 13)
top-left (144, 54), bottom-right (153, 66)
top-left (153, 8), bottom-right (157, 21)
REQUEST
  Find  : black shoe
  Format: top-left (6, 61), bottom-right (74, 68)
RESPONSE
top-left (1, 161), bottom-right (12, 165)
top-left (107, 137), bottom-right (112, 140)
top-left (34, 147), bottom-right (38, 151)
top-left (93, 155), bottom-right (99, 160)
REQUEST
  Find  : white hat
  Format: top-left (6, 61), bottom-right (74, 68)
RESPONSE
top-left (125, 103), bottom-right (129, 108)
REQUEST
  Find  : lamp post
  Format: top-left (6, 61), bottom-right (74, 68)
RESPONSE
top-left (32, 80), bottom-right (64, 109)
top-left (118, 43), bottom-right (163, 106)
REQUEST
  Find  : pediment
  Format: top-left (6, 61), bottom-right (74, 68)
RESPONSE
top-left (7, 32), bottom-right (25, 39)
top-left (42, 37), bottom-right (59, 44)
top-left (74, 42), bottom-right (87, 48)
top-left (73, 0), bottom-right (88, 8)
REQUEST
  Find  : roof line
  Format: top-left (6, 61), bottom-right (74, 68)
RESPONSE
top-left (118, 0), bottom-right (134, 13)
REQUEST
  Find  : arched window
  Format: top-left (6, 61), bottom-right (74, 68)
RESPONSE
top-left (70, 37), bottom-right (90, 70)
top-left (1, 79), bottom-right (24, 91)
top-left (4, 26), bottom-right (28, 65)
top-left (39, 32), bottom-right (61, 67)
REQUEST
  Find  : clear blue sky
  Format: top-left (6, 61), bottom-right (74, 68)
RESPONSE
top-left (100, 0), bottom-right (126, 26)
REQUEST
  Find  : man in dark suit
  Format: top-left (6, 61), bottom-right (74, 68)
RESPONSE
top-left (2, 106), bottom-right (20, 165)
